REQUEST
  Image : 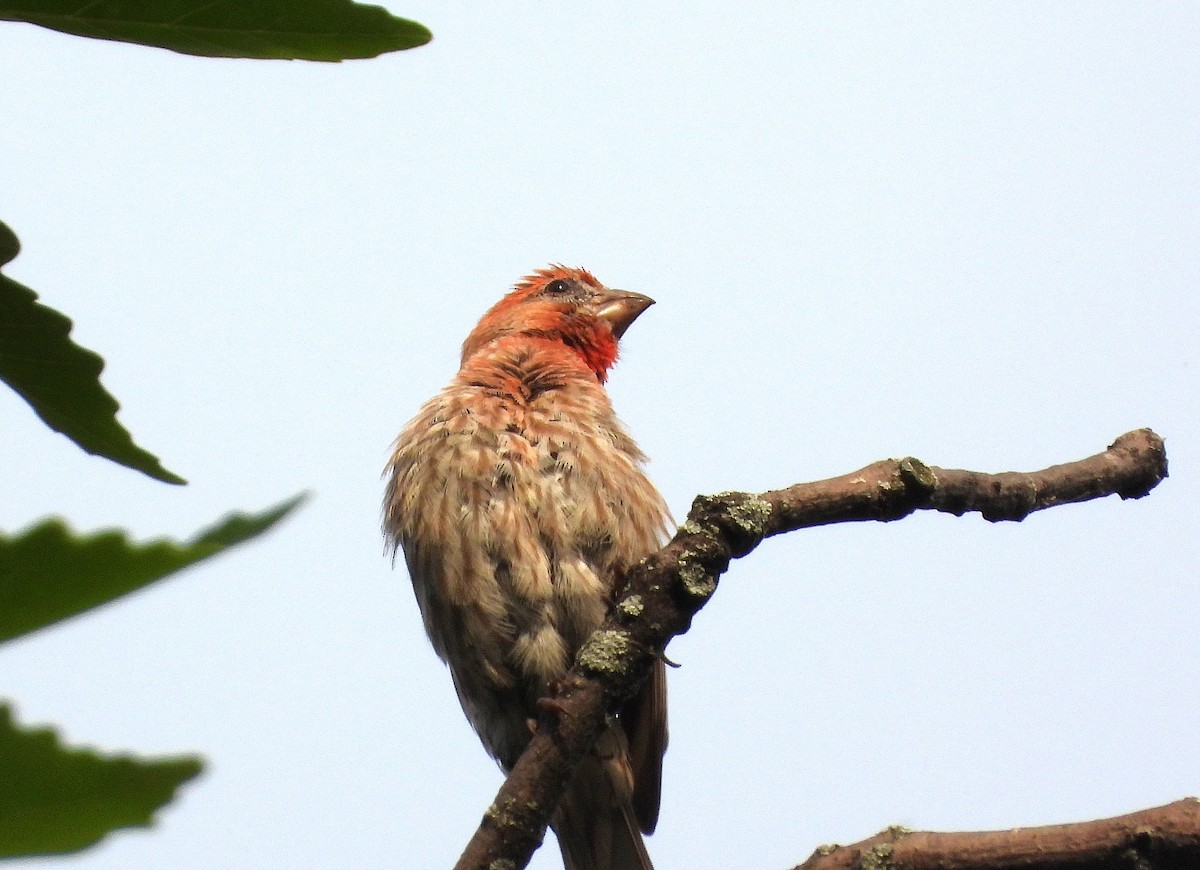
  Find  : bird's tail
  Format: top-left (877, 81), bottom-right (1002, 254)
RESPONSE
top-left (552, 726), bottom-right (654, 870)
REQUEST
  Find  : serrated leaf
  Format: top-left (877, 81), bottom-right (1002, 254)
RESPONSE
top-left (0, 702), bottom-right (202, 858)
top-left (0, 0), bottom-right (431, 61)
top-left (0, 221), bottom-right (185, 484)
top-left (0, 493), bottom-right (307, 645)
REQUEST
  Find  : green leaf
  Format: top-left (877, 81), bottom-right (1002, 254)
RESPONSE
top-left (0, 493), bottom-right (307, 645)
top-left (0, 0), bottom-right (431, 61)
top-left (0, 221), bottom-right (185, 485)
top-left (0, 702), bottom-right (202, 858)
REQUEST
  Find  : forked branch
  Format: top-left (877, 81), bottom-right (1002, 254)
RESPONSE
top-left (453, 428), bottom-right (1169, 870)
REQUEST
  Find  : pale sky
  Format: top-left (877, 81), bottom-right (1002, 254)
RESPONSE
top-left (3, 4), bottom-right (1198, 869)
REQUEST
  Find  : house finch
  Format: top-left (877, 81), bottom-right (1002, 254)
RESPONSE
top-left (384, 266), bottom-right (671, 870)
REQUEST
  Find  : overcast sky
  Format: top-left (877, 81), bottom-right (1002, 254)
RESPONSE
top-left (3, 3), bottom-right (1198, 868)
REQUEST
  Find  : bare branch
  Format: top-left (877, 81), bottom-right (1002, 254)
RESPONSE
top-left (452, 429), bottom-right (1169, 870)
top-left (761, 428), bottom-right (1167, 531)
top-left (792, 797), bottom-right (1200, 870)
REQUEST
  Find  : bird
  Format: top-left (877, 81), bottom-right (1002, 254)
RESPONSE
top-left (384, 265), bottom-right (671, 870)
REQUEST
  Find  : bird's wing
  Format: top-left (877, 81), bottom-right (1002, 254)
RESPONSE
top-left (623, 657), bottom-right (668, 834)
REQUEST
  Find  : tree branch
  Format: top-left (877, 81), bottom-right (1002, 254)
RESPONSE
top-left (452, 428), bottom-right (1169, 870)
top-left (792, 797), bottom-right (1200, 870)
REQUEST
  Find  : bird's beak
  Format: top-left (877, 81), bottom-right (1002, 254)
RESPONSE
top-left (594, 289), bottom-right (656, 339)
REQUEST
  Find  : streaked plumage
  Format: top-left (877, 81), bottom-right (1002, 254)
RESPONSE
top-left (384, 266), bottom-right (671, 870)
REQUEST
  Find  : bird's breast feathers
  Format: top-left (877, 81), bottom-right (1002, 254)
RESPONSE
top-left (385, 366), bottom-right (669, 691)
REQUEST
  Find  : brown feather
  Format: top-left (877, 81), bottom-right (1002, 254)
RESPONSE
top-left (623, 660), bottom-right (668, 833)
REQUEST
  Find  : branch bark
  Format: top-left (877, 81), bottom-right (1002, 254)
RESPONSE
top-left (452, 428), bottom-right (1169, 870)
top-left (792, 797), bottom-right (1200, 870)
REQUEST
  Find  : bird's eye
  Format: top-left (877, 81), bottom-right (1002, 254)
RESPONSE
top-left (545, 279), bottom-right (571, 296)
